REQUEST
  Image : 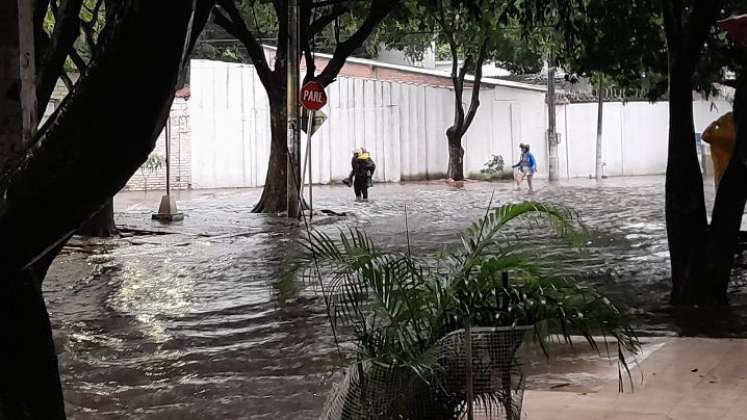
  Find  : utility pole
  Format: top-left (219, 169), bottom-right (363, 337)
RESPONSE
top-left (546, 59), bottom-right (559, 182)
top-left (595, 77), bottom-right (605, 181)
top-left (0, 0), bottom-right (37, 175)
top-left (286, 0), bottom-right (302, 218)
top-left (152, 114), bottom-right (184, 222)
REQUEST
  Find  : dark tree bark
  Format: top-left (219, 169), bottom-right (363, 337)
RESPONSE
top-left (447, 129), bottom-right (466, 181)
top-left (254, 92), bottom-right (289, 213)
top-left (36, 0), bottom-right (84, 117)
top-left (77, 199), bottom-right (117, 237)
top-left (0, 266), bottom-right (65, 419)
top-left (665, 68), bottom-right (708, 304)
top-left (0, 2), bottom-right (215, 417)
top-left (661, 0), bottom-right (724, 305)
top-left (35, 0), bottom-right (120, 238)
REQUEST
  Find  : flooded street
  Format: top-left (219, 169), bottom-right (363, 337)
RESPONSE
top-left (43, 176), bottom-right (747, 419)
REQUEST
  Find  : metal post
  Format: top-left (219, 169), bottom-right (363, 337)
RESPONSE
top-left (286, 0), bottom-right (301, 218)
top-left (547, 59), bottom-right (559, 182)
top-left (595, 77), bottom-right (604, 181)
top-left (465, 322), bottom-right (474, 420)
top-left (309, 114), bottom-right (313, 218)
top-left (165, 116), bottom-right (171, 195)
top-left (300, 111), bottom-right (314, 216)
top-left (152, 112), bottom-right (183, 222)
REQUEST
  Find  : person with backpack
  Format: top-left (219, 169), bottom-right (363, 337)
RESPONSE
top-left (512, 143), bottom-right (537, 192)
top-left (344, 148), bottom-right (376, 202)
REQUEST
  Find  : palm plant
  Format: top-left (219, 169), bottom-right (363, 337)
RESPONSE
top-left (295, 201), bottom-right (639, 419)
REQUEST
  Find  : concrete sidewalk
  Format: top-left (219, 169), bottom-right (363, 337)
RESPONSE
top-left (523, 338), bottom-right (747, 419)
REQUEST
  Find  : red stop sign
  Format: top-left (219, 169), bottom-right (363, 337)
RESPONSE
top-left (300, 81), bottom-right (327, 111)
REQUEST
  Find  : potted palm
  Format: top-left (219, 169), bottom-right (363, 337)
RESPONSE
top-left (294, 202), bottom-right (639, 420)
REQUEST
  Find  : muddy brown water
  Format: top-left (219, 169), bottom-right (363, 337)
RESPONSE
top-left (43, 176), bottom-right (747, 419)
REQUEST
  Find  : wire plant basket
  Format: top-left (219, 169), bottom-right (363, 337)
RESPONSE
top-left (320, 326), bottom-right (532, 420)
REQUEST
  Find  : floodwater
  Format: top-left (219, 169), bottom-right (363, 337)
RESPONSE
top-left (43, 176), bottom-right (747, 419)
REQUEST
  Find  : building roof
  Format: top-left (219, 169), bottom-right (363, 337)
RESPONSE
top-left (261, 45), bottom-right (547, 93)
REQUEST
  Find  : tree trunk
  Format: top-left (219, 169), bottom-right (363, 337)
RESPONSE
top-left (0, 268), bottom-right (65, 420)
top-left (446, 128), bottom-right (465, 181)
top-left (76, 199), bottom-right (116, 237)
top-left (0, 3), bottom-right (213, 416)
top-left (0, 1), bottom-right (207, 273)
top-left (666, 66), bottom-right (709, 305)
top-left (253, 92), bottom-right (289, 213)
top-left (703, 71), bottom-right (747, 306)
top-left (1, 0), bottom-right (37, 177)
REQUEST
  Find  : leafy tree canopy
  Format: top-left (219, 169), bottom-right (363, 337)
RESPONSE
top-left (376, 0), bottom-right (545, 74)
top-left (523, 0), bottom-right (747, 99)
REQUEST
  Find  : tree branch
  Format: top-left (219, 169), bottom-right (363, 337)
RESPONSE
top-left (33, 0), bottom-right (53, 65)
top-left (69, 48), bottom-right (87, 72)
top-left (60, 71), bottom-right (75, 91)
top-left (80, 0), bottom-right (104, 53)
top-left (439, 0), bottom-right (464, 131)
top-left (303, 40), bottom-right (316, 84)
top-left (660, 0), bottom-right (684, 53)
top-left (315, 0), bottom-right (399, 86)
top-left (311, 0), bottom-right (366, 8)
top-left (301, 0), bottom-right (316, 84)
top-left (275, 0), bottom-right (288, 79)
top-left (462, 37), bottom-right (489, 134)
top-left (308, 5), bottom-right (349, 37)
top-left (682, 0), bottom-right (724, 72)
top-left (213, 0), bottom-right (274, 88)
top-left (36, 0), bottom-right (84, 117)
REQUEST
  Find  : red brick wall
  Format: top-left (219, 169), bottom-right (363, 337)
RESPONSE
top-left (123, 98), bottom-right (192, 191)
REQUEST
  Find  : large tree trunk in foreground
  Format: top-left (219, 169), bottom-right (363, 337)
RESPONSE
top-left (0, 2), bottom-right (214, 417)
top-left (77, 199), bottom-right (116, 237)
top-left (0, 263), bottom-right (65, 419)
top-left (666, 68), bottom-right (709, 305)
top-left (447, 129), bottom-right (465, 181)
top-left (660, 0), bottom-right (723, 305)
top-left (0, 1), bottom-right (208, 273)
top-left (704, 71), bottom-right (747, 305)
top-left (253, 92), bottom-right (289, 213)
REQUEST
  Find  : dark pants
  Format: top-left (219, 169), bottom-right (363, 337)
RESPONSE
top-left (354, 176), bottom-right (369, 199)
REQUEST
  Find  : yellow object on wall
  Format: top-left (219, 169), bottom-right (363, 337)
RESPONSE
top-left (702, 112), bottom-right (736, 190)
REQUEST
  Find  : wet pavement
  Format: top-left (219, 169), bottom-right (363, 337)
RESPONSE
top-left (43, 176), bottom-right (747, 419)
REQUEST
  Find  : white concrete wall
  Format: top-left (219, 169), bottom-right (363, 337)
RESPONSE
top-left (556, 99), bottom-right (732, 179)
top-left (190, 59), bottom-right (733, 188)
top-left (190, 59), bottom-right (547, 188)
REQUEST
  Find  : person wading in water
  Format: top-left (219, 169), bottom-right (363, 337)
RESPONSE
top-left (344, 148), bottom-right (376, 202)
top-left (512, 143), bottom-right (537, 192)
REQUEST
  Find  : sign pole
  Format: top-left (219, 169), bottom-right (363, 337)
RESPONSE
top-left (299, 80), bottom-right (327, 218)
top-left (165, 117), bottom-right (171, 196)
top-left (300, 111), bottom-right (312, 208)
top-left (309, 111), bottom-right (314, 218)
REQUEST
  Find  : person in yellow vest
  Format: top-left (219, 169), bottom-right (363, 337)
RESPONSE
top-left (702, 112), bottom-right (736, 190)
top-left (342, 148), bottom-right (376, 201)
